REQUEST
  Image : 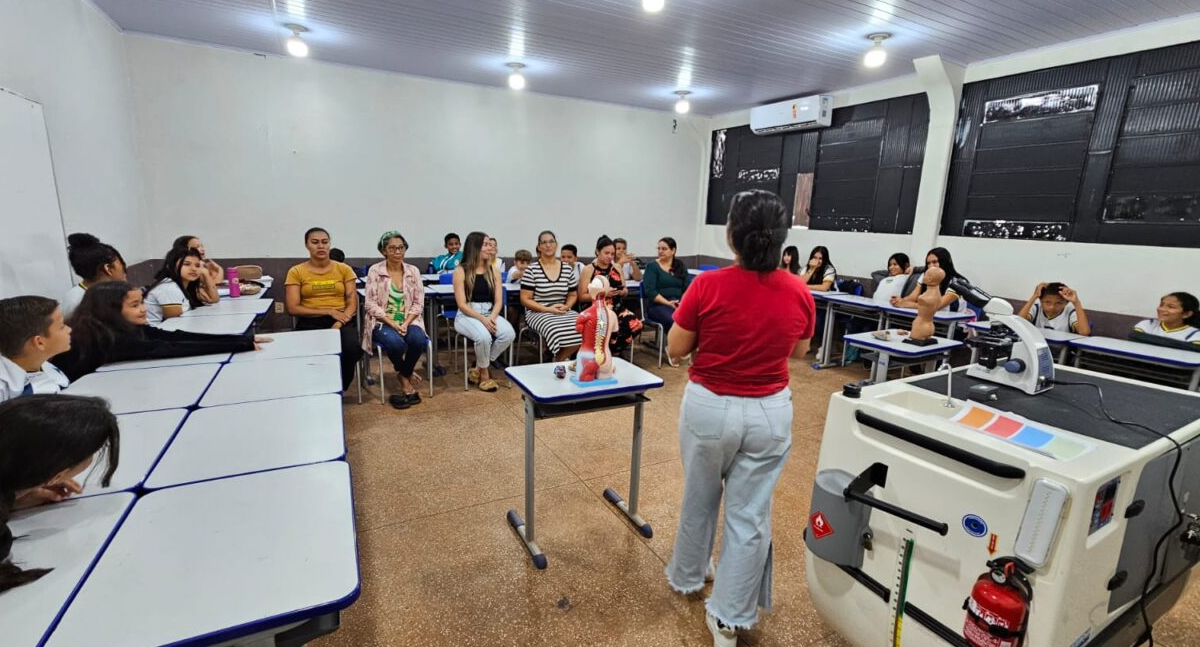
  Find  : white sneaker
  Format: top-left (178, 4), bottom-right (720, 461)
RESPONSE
top-left (706, 611), bottom-right (738, 647)
top-left (705, 557), bottom-right (715, 583)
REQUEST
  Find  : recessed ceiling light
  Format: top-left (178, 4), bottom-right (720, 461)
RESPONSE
top-left (284, 23), bottom-right (309, 58)
top-left (643, 0), bottom-right (665, 13)
top-left (507, 62), bottom-right (527, 90)
top-left (674, 90), bottom-right (691, 114)
top-left (863, 33), bottom-right (890, 68)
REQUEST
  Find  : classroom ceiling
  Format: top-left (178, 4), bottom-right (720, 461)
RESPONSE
top-left (92, 0), bottom-right (1200, 116)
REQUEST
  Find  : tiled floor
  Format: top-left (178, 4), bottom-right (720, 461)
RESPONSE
top-left (319, 350), bottom-right (1200, 647)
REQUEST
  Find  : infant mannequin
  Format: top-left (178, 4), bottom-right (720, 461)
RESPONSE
top-left (908, 266), bottom-right (945, 343)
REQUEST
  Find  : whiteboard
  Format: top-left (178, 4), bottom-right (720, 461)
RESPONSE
top-left (0, 88), bottom-right (72, 299)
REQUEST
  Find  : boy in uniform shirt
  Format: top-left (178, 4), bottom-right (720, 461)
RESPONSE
top-left (0, 296), bottom-right (71, 401)
top-left (1018, 282), bottom-right (1091, 335)
top-left (432, 233), bottom-right (463, 273)
top-left (507, 249), bottom-right (533, 283)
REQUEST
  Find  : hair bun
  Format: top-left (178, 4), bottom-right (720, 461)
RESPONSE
top-left (67, 233), bottom-right (100, 248)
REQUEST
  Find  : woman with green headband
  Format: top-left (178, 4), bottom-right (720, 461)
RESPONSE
top-left (361, 230), bottom-right (427, 409)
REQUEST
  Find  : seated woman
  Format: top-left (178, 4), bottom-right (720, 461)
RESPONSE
top-left (578, 235), bottom-right (643, 356)
top-left (1134, 292), bottom-right (1200, 346)
top-left (484, 236), bottom-right (507, 278)
top-left (801, 245), bottom-right (836, 292)
top-left (641, 237), bottom-right (692, 336)
top-left (454, 232), bottom-right (515, 392)
top-left (1, 394), bottom-right (121, 592)
top-left (172, 235), bottom-right (224, 285)
top-left (145, 247), bottom-right (219, 326)
top-left (62, 233), bottom-right (127, 319)
top-left (53, 281), bottom-right (267, 381)
top-left (779, 245), bottom-right (800, 275)
top-left (362, 231), bottom-right (427, 409)
top-left (1018, 282), bottom-right (1092, 335)
top-left (871, 253), bottom-right (913, 305)
top-left (892, 247), bottom-right (967, 313)
top-left (285, 227), bottom-right (363, 390)
top-left (520, 230), bottom-right (582, 362)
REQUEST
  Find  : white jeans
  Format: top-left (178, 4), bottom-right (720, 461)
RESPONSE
top-left (453, 302), bottom-right (515, 369)
top-left (665, 381), bottom-right (793, 629)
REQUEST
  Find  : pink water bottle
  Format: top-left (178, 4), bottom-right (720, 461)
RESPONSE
top-left (226, 268), bottom-right (241, 298)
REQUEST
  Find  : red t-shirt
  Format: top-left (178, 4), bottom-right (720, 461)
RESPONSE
top-left (673, 266), bottom-right (816, 397)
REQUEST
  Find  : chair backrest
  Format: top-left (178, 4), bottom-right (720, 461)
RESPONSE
top-left (698, 264), bottom-right (718, 271)
top-left (438, 272), bottom-right (454, 285)
top-left (355, 264), bottom-right (370, 278)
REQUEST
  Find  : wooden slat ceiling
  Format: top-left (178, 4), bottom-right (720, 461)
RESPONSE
top-left (93, 0), bottom-right (1200, 115)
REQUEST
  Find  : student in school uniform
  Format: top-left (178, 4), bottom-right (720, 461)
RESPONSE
top-left (779, 246), bottom-right (801, 275)
top-left (1, 394), bottom-right (121, 592)
top-left (800, 246), bottom-right (837, 292)
top-left (871, 253), bottom-right (913, 305)
top-left (521, 230), bottom-right (582, 362)
top-left (1017, 282), bottom-right (1092, 335)
top-left (0, 296), bottom-right (70, 402)
top-left (145, 247), bottom-right (220, 325)
top-left (54, 281), bottom-right (268, 381)
top-left (892, 247), bottom-right (968, 313)
top-left (506, 249), bottom-right (533, 283)
top-left (431, 233), bottom-right (463, 273)
top-left (285, 227), bottom-right (363, 390)
top-left (361, 230), bottom-right (427, 409)
top-left (1133, 292), bottom-right (1200, 346)
top-left (172, 235), bottom-right (224, 286)
top-left (614, 238), bottom-right (643, 281)
top-left (560, 244), bottom-right (584, 284)
top-left (61, 233), bottom-right (127, 319)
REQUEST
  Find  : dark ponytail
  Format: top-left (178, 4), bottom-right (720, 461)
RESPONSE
top-left (727, 190), bottom-right (788, 272)
top-left (1168, 292), bottom-right (1200, 327)
top-left (1, 395), bottom-right (120, 593)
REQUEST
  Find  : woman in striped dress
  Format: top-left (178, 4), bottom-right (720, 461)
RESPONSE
top-left (520, 230), bottom-right (582, 361)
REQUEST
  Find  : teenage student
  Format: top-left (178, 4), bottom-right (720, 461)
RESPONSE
top-left (1017, 282), bottom-right (1092, 335)
top-left (62, 233), bottom-right (127, 318)
top-left (801, 246), bottom-right (836, 292)
top-left (614, 237), bottom-right (643, 281)
top-left (285, 227), bottom-right (363, 390)
top-left (521, 230), bottom-right (582, 362)
top-left (145, 247), bottom-right (219, 325)
top-left (454, 232), bottom-right (515, 392)
top-left (0, 297), bottom-right (71, 401)
top-left (506, 249), bottom-right (533, 283)
top-left (1134, 292), bottom-right (1200, 346)
top-left (560, 244), bottom-right (584, 283)
top-left (172, 235), bottom-right (224, 285)
top-left (642, 236), bottom-right (692, 335)
top-left (361, 230), bottom-right (427, 409)
top-left (431, 233), bottom-right (463, 273)
top-left (55, 281), bottom-right (266, 381)
top-left (872, 253), bottom-right (913, 305)
top-left (892, 247), bottom-right (967, 312)
top-left (665, 190), bottom-right (815, 647)
top-left (780, 246), bottom-right (800, 275)
top-left (1, 394), bottom-right (120, 592)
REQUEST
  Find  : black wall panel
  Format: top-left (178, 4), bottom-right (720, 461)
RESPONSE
top-left (706, 94), bottom-right (929, 233)
top-left (943, 40), bottom-right (1200, 247)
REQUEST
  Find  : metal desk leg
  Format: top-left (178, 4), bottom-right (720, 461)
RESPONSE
top-left (603, 401), bottom-right (653, 538)
top-left (507, 397), bottom-right (547, 568)
top-left (1073, 351), bottom-right (1084, 369)
top-left (814, 302), bottom-right (834, 368)
top-left (1190, 368), bottom-right (1200, 392)
top-left (1056, 345), bottom-right (1068, 364)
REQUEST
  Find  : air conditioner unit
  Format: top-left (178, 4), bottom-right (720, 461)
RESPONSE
top-left (749, 95), bottom-right (833, 135)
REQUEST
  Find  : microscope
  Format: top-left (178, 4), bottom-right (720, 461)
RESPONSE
top-left (949, 277), bottom-right (1055, 395)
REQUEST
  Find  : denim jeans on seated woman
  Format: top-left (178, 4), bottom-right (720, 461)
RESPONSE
top-left (371, 323), bottom-right (428, 378)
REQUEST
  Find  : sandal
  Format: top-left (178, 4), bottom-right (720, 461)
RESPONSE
top-left (478, 379), bottom-right (499, 392)
top-left (468, 368), bottom-right (481, 385)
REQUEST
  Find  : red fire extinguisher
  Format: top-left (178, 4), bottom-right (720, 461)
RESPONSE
top-left (963, 557), bottom-right (1034, 647)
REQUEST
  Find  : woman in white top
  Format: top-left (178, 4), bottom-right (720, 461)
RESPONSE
top-left (801, 246), bottom-right (836, 292)
top-left (1017, 282), bottom-right (1091, 335)
top-left (144, 247), bottom-right (218, 325)
top-left (173, 235), bottom-right (224, 285)
top-left (484, 236), bottom-right (507, 278)
top-left (1134, 292), bottom-right (1200, 346)
top-left (62, 233), bottom-right (127, 319)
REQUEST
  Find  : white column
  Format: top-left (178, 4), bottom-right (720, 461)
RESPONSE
top-left (909, 55), bottom-right (965, 261)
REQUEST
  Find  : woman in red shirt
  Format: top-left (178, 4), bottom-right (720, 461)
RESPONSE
top-left (665, 190), bottom-right (815, 647)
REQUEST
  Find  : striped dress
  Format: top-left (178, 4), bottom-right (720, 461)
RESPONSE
top-left (521, 260), bottom-right (582, 353)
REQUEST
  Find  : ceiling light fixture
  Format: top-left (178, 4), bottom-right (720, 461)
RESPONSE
top-left (507, 62), bottom-right (527, 90)
top-left (643, 0), bottom-right (665, 13)
top-left (284, 23), bottom-right (309, 58)
top-left (863, 33), bottom-right (890, 68)
top-left (674, 90), bottom-right (691, 114)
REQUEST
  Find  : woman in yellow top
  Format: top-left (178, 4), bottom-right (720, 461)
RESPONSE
top-left (285, 227), bottom-right (363, 389)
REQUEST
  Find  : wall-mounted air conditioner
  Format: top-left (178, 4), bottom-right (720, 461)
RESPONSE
top-left (749, 95), bottom-right (833, 135)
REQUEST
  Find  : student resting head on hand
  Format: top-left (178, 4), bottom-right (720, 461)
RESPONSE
top-left (1018, 282), bottom-right (1091, 335)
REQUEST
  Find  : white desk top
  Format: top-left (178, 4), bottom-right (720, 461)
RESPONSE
top-left (158, 313), bottom-right (256, 335)
top-left (146, 394), bottom-right (344, 490)
top-left (200, 354), bottom-right (342, 407)
top-left (878, 303), bottom-right (975, 322)
top-left (216, 276), bottom-right (273, 299)
top-left (1069, 336), bottom-right (1200, 367)
top-left (4, 493), bottom-right (135, 647)
top-left (44, 462), bottom-right (359, 647)
top-left (230, 329), bottom-right (340, 363)
top-left (421, 273), bottom-right (442, 282)
top-left (95, 352), bottom-right (230, 372)
top-left (505, 358), bottom-right (664, 404)
top-left (65, 364), bottom-right (221, 414)
top-left (844, 330), bottom-right (963, 357)
top-left (181, 298), bottom-right (273, 317)
top-left (966, 320), bottom-right (1083, 345)
top-left (813, 292), bottom-right (881, 308)
top-left (79, 409), bottom-right (188, 497)
top-left (424, 283), bottom-right (455, 296)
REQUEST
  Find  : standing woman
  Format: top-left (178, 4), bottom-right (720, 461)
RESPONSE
top-left (62, 233), bottom-right (127, 319)
top-left (361, 231), bottom-right (427, 409)
top-left (145, 247), bottom-right (219, 325)
top-left (779, 245), bottom-right (800, 275)
top-left (285, 227), bottom-right (363, 390)
top-left (172, 235), bottom-right (224, 285)
top-left (642, 236), bottom-right (692, 335)
top-left (665, 190), bottom-right (816, 647)
top-left (454, 232), bottom-right (515, 392)
top-left (578, 235), bottom-right (643, 356)
top-left (520, 230), bottom-right (582, 362)
top-left (800, 245), bottom-right (836, 292)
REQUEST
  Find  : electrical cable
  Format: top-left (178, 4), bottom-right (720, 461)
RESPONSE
top-left (1051, 378), bottom-right (1183, 647)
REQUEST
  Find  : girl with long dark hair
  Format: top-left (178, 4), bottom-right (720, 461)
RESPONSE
top-left (892, 247), bottom-right (967, 312)
top-left (779, 245), bottom-right (800, 275)
top-left (1134, 292), bottom-right (1200, 346)
top-left (578, 234), bottom-right (644, 356)
top-left (172, 235), bottom-right (224, 285)
top-left (454, 232), bottom-right (515, 392)
top-left (145, 247), bottom-right (218, 325)
top-left (801, 245), bottom-right (836, 292)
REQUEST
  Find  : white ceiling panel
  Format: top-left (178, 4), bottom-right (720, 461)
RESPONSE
top-left (92, 0), bottom-right (1200, 114)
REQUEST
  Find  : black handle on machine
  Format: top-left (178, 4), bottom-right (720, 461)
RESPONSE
top-left (855, 411), bottom-right (1026, 480)
top-left (843, 463), bottom-right (950, 536)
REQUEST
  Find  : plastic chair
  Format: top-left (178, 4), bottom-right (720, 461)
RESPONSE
top-left (362, 336), bottom-right (435, 404)
top-left (698, 264), bottom-right (718, 271)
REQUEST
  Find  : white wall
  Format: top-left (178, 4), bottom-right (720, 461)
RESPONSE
top-left (125, 35), bottom-right (710, 262)
top-left (698, 16), bottom-right (1200, 316)
top-left (0, 0), bottom-right (148, 265)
